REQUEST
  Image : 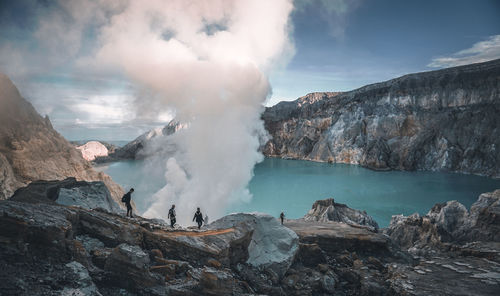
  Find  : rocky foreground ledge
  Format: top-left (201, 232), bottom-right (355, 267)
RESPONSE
top-left (0, 180), bottom-right (499, 295)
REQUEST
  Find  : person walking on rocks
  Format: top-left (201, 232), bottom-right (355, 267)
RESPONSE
top-left (121, 188), bottom-right (134, 218)
top-left (280, 212), bottom-right (285, 225)
top-left (168, 205), bottom-right (176, 228)
top-left (193, 207), bottom-right (204, 230)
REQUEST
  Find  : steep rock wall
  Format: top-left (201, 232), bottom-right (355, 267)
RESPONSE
top-left (263, 59), bottom-right (500, 177)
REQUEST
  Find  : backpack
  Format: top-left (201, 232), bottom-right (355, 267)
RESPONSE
top-left (121, 195), bottom-right (126, 202)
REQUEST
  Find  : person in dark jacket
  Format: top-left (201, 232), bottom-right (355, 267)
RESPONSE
top-left (193, 207), bottom-right (204, 229)
top-left (121, 188), bottom-right (134, 218)
top-left (279, 212), bottom-right (285, 225)
top-left (168, 205), bottom-right (176, 228)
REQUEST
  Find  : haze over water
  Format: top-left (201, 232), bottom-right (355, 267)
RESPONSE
top-left (96, 158), bottom-right (500, 227)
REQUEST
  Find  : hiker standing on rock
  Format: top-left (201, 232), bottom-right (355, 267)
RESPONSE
top-left (121, 188), bottom-right (134, 218)
top-left (168, 205), bottom-right (176, 228)
top-left (280, 212), bottom-right (285, 225)
top-left (193, 207), bottom-right (204, 229)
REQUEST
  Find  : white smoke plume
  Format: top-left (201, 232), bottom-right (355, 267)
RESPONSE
top-left (92, 0), bottom-right (294, 224)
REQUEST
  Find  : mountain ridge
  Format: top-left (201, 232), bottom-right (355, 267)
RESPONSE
top-left (0, 73), bottom-right (125, 203)
top-left (263, 59), bottom-right (500, 177)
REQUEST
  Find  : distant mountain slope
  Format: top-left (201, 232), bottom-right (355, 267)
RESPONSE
top-left (94, 120), bottom-right (185, 163)
top-left (0, 73), bottom-right (125, 202)
top-left (262, 59), bottom-right (500, 177)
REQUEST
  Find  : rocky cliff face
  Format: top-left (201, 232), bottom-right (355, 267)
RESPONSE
top-left (0, 73), bottom-right (124, 203)
top-left (263, 59), bottom-right (500, 177)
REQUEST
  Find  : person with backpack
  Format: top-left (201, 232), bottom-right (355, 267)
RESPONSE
top-left (279, 212), bottom-right (285, 225)
top-left (121, 188), bottom-right (134, 218)
top-left (192, 207), bottom-right (204, 230)
top-left (168, 204), bottom-right (176, 228)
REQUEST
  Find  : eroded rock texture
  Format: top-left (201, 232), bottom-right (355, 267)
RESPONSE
top-left (0, 73), bottom-right (124, 202)
top-left (1, 189), bottom-right (499, 295)
top-left (263, 59), bottom-right (500, 177)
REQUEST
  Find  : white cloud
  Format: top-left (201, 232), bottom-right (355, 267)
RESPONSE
top-left (428, 35), bottom-right (500, 68)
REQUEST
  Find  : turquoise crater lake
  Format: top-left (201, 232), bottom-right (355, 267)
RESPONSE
top-left (97, 158), bottom-right (500, 227)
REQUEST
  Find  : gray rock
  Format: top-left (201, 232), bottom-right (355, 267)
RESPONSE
top-left (9, 177), bottom-right (123, 213)
top-left (57, 182), bottom-right (122, 213)
top-left (468, 189), bottom-right (500, 242)
top-left (302, 198), bottom-right (379, 230)
top-left (104, 244), bottom-right (164, 292)
top-left (209, 213), bottom-right (299, 278)
top-left (388, 255), bottom-right (500, 296)
top-left (386, 189), bottom-right (500, 253)
top-left (199, 267), bottom-right (245, 295)
top-left (61, 261), bottom-right (102, 296)
top-left (321, 273), bottom-right (336, 293)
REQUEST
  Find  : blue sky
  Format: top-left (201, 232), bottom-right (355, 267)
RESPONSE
top-left (1, 0), bottom-right (499, 140)
top-left (269, 0), bottom-right (500, 103)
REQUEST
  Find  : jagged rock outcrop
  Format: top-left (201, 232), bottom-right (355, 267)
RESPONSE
top-left (76, 141), bottom-right (109, 161)
top-left (302, 198), bottom-right (379, 231)
top-left (10, 177), bottom-right (123, 213)
top-left (0, 73), bottom-right (124, 203)
top-left (385, 189), bottom-right (500, 254)
top-left (263, 59), bottom-right (500, 177)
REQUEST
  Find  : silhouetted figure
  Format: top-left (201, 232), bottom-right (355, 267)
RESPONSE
top-left (168, 205), bottom-right (176, 228)
top-left (280, 212), bottom-right (285, 225)
top-left (121, 188), bottom-right (134, 218)
top-left (193, 207), bottom-right (204, 229)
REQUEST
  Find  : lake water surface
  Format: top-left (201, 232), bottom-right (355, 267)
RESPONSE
top-left (97, 158), bottom-right (500, 227)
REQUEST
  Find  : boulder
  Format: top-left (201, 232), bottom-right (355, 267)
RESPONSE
top-left (209, 213), bottom-right (299, 278)
top-left (60, 261), bottom-right (101, 296)
top-left (468, 189), bottom-right (500, 242)
top-left (302, 198), bottom-right (379, 231)
top-left (10, 177), bottom-right (123, 213)
top-left (427, 201), bottom-right (471, 241)
top-left (199, 267), bottom-right (238, 295)
top-left (57, 182), bottom-right (122, 213)
top-left (104, 244), bottom-right (164, 291)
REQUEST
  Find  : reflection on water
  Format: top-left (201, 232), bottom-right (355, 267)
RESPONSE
top-left (98, 158), bottom-right (500, 227)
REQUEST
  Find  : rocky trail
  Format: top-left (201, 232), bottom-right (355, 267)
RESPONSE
top-left (153, 228), bottom-right (236, 238)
